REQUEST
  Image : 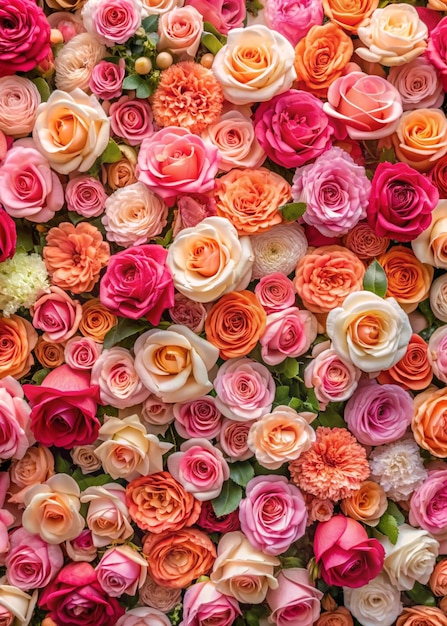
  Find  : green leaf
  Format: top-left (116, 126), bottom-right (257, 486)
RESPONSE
top-left (68, 211), bottom-right (88, 226)
top-left (305, 386), bottom-right (320, 413)
top-left (122, 74), bottom-right (144, 90)
top-left (406, 581), bottom-right (437, 607)
top-left (201, 32), bottom-right (224, 54)
top-left (283, 357), bottom-right (299, 379)
top-left (363, 259), bottom-right (388, 298)
top-left (386, 500), bottom-right (405, 525)
top-left (318, 405), bottom-right (346, 428)
top-left (31, 368), bottom-right (50, 385)
top-left (377, 511), bottom-right (399, 544)
top-left (211, 480), bottom-right (242, 517)
top-left (252, 461), bottom-right (289, 477)
top-left (32, 78), bottom-right (50, 102)
top-left (103, 317), bottom-right (149, 349)
top-left (279, 202), bottom-right (306, 222)
top-left (136, 81), bottom-right (152, 98)
top-left (288, 396), bottom-right (305, 411)
top-left (274, 385), bottom-right (290, 404)
top-left (75, 472), bottom-right (116, 492)
top-left (378, 146), bottom-right (396, 164)
top-left (418, 298), bottom-right (435, 328)
top-left (15, 220), bottom-right (34, 252)
top-left (100, 138), bottom-right (122, 164)
top-left (202, 21), bottom-right (227, 41)
top-left (280, 556), bottom-right (304, 569)
top-left (229, 461), bottom-right (255, 488)
top-left (55, 455), bottom-right (72, 474)
top-left (142, 14), bottom-right (159, 32)
top-left (245, 605), bottom-right (269, 626)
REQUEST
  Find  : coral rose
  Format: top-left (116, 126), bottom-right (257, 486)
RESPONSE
top-left (35, 339), bottom-right (65, 370)
top-left (343, 221), bottom-right (390, 261)
top-left (340, 480), bottom-right (388, 527)
top-left (0, 315), bottom-right (37, 380)
top-left (323, 0), bottom-right (378, 33)
top-left (412, 200), bottom-right (447, 269)
top-left (430, 559), bottom-right (447, 596)
top-left (392, 109), bottom-right (447, 173)
top-left (397, 606), bottom-right (447, 626)
top-left (378, 333), bottom-right (432, 391)
top-left (412, 386), bottom-right (447, 458)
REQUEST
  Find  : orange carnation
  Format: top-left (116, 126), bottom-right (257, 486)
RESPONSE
top-left (0, 315), bottom-right (37, 379)
top-left (323, 0), bottom-right (378, 33)
top-left (43, 222), bottom-right (110, 294)
top-left (378, 333), bottom-right (433, 391)
top-left (214, 168), bottom-right (290, 235)
top-left (143, 528), bottom-right (216, 588)
top-left (205, 290), bottom-right (266, 360)
top-left (396, 606), bottom-right (447, 626)
top-left (294, 23), bottom-right (354, 99)
top-left (412, 386), bottom-right (447, 458)
top-left (78, 298), bottom-right (118, 342)
top-left (34, 337), bottom-right (65, 369)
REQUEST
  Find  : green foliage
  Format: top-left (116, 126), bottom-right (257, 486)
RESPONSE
top-left (229, 461), bottom-right (255, 488)
top-left (201, 32), bottom-right (224, 54)
top-left (32, 78), bottom-right (50, 102)
top-left (278, 202), bottom-right (307, 222)
top-left (142, 14), bottom-right (160, 32)
top-left (103, 317), bottom-right (150, 349)
top-left (212, 480), bottom-right (242, 517)
top-left (100, 138), bottom-right (123, 164)
top-left (377, 511), bottom-right (399, 544)
top-left (363, 259), bottom-right (388, 298)
top-left (406, 581), bottom-right (437, 606)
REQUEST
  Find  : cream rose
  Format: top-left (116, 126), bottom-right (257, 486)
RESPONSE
top-left (0, 76), bottom-right (40, 138)
top-left (80, 483), bottom-right (134, 548)
top-left (210, 531), bottom-right (279, 604)
top-left (33, 88), bottom-right (110, 175)
top-left (166, 216), bottom-right (254, 303)
top-left (0, 581), bottom-right (37, 626)
top-left (141, 0), bottom-right (182, 17)
top-left (212, 25), bottom-right (296, 105)
top-left (343, 572), bottom-right (403, 626)
top-left (134, 324), bottom-right (219, 403)
top-left (326, 291), bottom-right (412, 373)
top-left (413, 200), bottom-right (447, 269)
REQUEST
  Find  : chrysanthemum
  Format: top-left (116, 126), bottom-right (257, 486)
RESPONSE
top-left (0, 252), bottom-right (49, 316)
top-left (151, 61), bottom-right (224, 134)
top-left (289, 427), bottom-right (370, 501)
top-left (251, 222), bottom-right (308, 278)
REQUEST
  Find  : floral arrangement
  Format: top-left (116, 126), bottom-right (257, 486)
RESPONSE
top-left (2, 0), bottom-right (447, 625)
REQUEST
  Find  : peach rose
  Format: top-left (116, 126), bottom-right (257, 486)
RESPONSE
top-left (323, 0), bottom-right (378, 33)
top-left (430, 559), bottom-right (447, 597)
top-left (413, 200), bottom-right (447, 268)
top-left (0, 76), bottom-right (40, 138)
top-left (70, 445), bottom-right (102, 474)
top-left (393, 109), bottom-right (447, 173)
top-left (81, 484), bottom-right (134, 548)
top-left (0, 316), bottom-right (38, 380)
top-left (412, 386), bottom-right (447, 457)
top-left (79, 298), bottom-right (117, 342)
top-left (340, 480), bottom-right (388, 526)
top-left (342, 221), bottom-right (390, 261)
top-left (91, 347), bottom-right (149, 409)
top-left (378, 333), bottom-right (432, 391)
top-left (102, 145), bottom-right (138, 190)
top-left (396, 606), bottom-right (447, 626)
top-left (8, 445), bottom-right (55, 505)
top-left (158, 6), bottom-right (203, 59)
top-left (138, 575), bottom-right (182, 612)
top-left (54, 33), bottom-right (106, 93)
top-left (430, 274), bottom-right (447, 323)
top-left (315, 607), bottom-right (354, 626)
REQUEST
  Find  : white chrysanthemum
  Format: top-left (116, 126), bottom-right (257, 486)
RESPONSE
top-left (0, 252), bottom-right (49, 316)
top-left (251, 222), bottom-right (308, 279)
top-left (55, 33), bottom-right (106, 92)
top-left (369, 438), bottom-right (427, 502)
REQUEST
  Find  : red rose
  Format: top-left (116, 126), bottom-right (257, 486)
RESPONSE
top-left (0, 207), bottom-right (16, 263)
top-left (195, 500), bottom-right (241, 533)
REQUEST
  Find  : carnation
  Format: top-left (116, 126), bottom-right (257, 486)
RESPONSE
top-left (0, 253), bottom-right (49, 317)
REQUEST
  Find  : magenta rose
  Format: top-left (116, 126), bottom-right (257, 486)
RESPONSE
top-left (264, 0), bottom-right (323, 47)
top-left (181, 581), bottom-right (241, 626)
top-left (314, 515), bottom-right (385, 588)
top-left (99, 244), bottom-right (174, 324)
top-left (109, 96), bottom-right (155, 147)
top-left (196, 500), bottom-right (241, 533)
top-left (367, 161), bottom-right (439, 241)
top-left (89, 59), bottom-right (125, 101)
top-left (184, 0), bottom-right (244, 34)
top-left (23, 365), bottom-right (101, 449)
top-left (239, 476), bottom-right (308, 556)
top-left (426, 16), bottom-right (447, 90)
top-left (254, 273), bottom-right (296, 314)
top-left (0, 207), bottom-right (16, 263)
top-left (65, 176), bottom-right (108, 218)
top-left (173, 396), bottom-right (223, 440)
top-left (31, 286), bottom-right (82, 344)
top-left (254, 90), bottom-right (335, 168)
top-left (39, 562), bottom-right (125, 626)
top-left (260, 307), bottom-right (318, 366)
top-left (409, 467), bottom-right (447, 552)
top-left (137, 126), bottom-right (220, 206)
top-left (266, 568), bottom-right (323, 626)
top-left (0, 0), bottom-right (51, 76)
top-left (0, 377), bottom-right (32, 461)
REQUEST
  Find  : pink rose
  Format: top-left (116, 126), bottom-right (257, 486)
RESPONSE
top-left (323, 72), bottom-right (403, 140)
top-left (0, 474), bottom-right (13, 557)
top-left (260, 307), bottom-right (318, 366)
top-left (65, 175), bottom-right (107, 218)
top-left (117, 607), bottom-right (171, 626)
top-left (99, 244), bottom-right (174, 324)
top-left (174, 396), bottom-right (223, 440)
top-left (388, 57), bottom-right (443, 111)
top-left (140, 395), bottom-right (175, 432)
top-left (254, 273), bottom-right (296, 313)
top-left (213, 358), bottom-right (276, 422)
top-left (0, 208), bottom-right (16, 264)
top-left (137, 126), bottom-right (219, 207)
top-left (31, 286), bottom-right (82, 344)
top-left (0, 377), bottom-right (32, 461)
top-left (314, 515), bottom-right (385, 588)
top-left (5, 527), bottom-right (64, 591)
top-left (181, 581), bottom-right (241, 626)
top-left (174, 194), bottom-right (217, 234)
top-left (239, 476), bottom-right (308, 556)
top-left (64, 336), bottom-right (102, 371)
top-left (109, 96), bottom-right (155, 147)
top-left (0, 76), bottom-right (40, 138)
top-left (81, 484), bottom-right (133, 548)
top-left (81, 0), bottom-right (142, 45)
top-left (428, 325), bottom-right (447, 382)
top-left (47, 11), bottom-right (85, 43)
top-left (65, 529), bottom-right (98, 563)
top-left (158, 6), bottom-right (203, 58)
top-left (96, 545), bottom-right (148, 597)
top-left (0, 0), bottom-right (51, 75)
top-left (409, 467), bottom-right (447, 552)
top-left (0, 143), bottom-right (64, 223)
top-left (264, 0), bottom-right (323, 47)
top-left (167, 438), bottom-right (230, 500)
top-left (89, 59), bottom-right (125, 100)
top-left (266, 568), bottom-right (323, 626)
top-left (168, 294), bottom-right (208, 333)
top-left (426, 16), bottom-right (447, 90)
top-left (217, 418), bottom-right (254, 462)
top-left (184, 0), bottom-right (244, 34)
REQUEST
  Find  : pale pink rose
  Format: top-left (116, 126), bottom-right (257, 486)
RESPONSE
top-left (428, 325), bottom-right (447, 383)
top-left (217, 419), bottom-right (254, 462)
top-left (31, 287), bottom-right (82, 344)
top-left (0, 474), bottom-right (15, 556)
top-left (0, 77), bottom-right (40, 138)
top-left (266, 568), bottom-right (323, 626)
top-left (5, 528), bottom-right (63, 591)
top-left (117, 607), bottom-right (171, 626)
top-left (430, 274), bottom-right (447, 323)
top-left (137, 127), bottom-right (220, 207)
top-left (305, 495), bottom-right (334, 524)
top-left (158, 6), bottom-right (203, 59)
top-left (82, 0), bottom-right (142, 45)
top-left (64, 336), bottom-right (103, 371)
top-left (109, 96), bottom-right (155, 147)
top-left (168, 294), bottom-right (208, 334)
top-left (65, 175), bottom-right (108, 218)
top-left (139, 576), bottom-right (182, 612)
top-left (254, 273), bottom-right (296, 313)
top-left (47, 11), bottom-right (85, 42)
top-left (213, 358), bottom-right (275, 422)
top-left (0, 378), bottom-right (32, 462)
top-left (140, 395), bottom-right (175, 433)
top-left (96, 545), bottom-right (148, 597)
top-left (184, 0), bottom-right (244, 34)
top-left (264, 0), bottom-right (323, 47)
top-left (65, 529), bottom-right (98, 563)
top-left (90, 58), bottom-right (125, 100)
top-left (260, 307), bottom-right (318, 366)
top-left (173, 396), bottom-right (223, 440)
top-left (167, 438), bottom-right (230, 500)
top-left (80, 484), bottom-right (134, 548)
top-left (91, 347), bottom-right (150, 409)
top-left (0, 142), bottom-right (64, 223)
top-left (388, 57), bottom-right (443, 111)
top-left (180, 581), bottom-right (241, 626)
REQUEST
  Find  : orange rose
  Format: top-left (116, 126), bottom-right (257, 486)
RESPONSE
top-left (430, 559), bottom-right (447, 596)
top-left (340, 480), bottom-right (388, 526)
top-left (315, 607), bottom-right (354, 626)
top-left (396, 606), bottom-right (447, 626)
top-left (412, 386), bottom-right (447, 458)
top-left (102, 146), bottom-right (138, 191)
top-left (294, 245), bottom-right (365, 315)
top-left (294, 23), bottom-right (354, 98)
top-left (392, 109), bottom-right (447, 172)
top-left (125, 471), bottom-right (201, 533)
top-left (34, 338), bottom-right (65, 369)
top-left (143, 528), bottom-right (216, 588)
top-left (378, 246), bottom-right (433, 313)
top-left (342, 221), bottom-right (390, 261)
top-left (205, 290), bottom-right (266, 360)
top-left (215, 168), bottom-right (290, 235)
top-left (0, 315), bottom-right (37, 379)
top-left (78, 298), bottom-right (118, 342)
top-left (323, 0), bottom-right (378, 33)
top-left (378, 333), bottom-right (433, 391)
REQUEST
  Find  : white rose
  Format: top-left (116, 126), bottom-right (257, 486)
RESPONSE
top-left (343, 572), bottom-right (403, 626)
top-left (326, 291), bottom-right (412, 373)
top-left (166, 216), bottom-right (254, 303)
top-left (0, 580), bottom-right (37, 626)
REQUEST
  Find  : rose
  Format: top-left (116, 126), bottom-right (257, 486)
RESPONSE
top-left (426, 16), bottom-right (447, 90)
top-left (140, 395), bottom-right (175, 432)
top-left (0, 377), bottom-right (32, 461)
top-left (79, 298), bottom-right (117, 343)
top-left (168, 294), bottom-right (208, 334)
top-left (134, 325), bottom-right (219, 403)
top-left (266, 568), bottom-right (323, 626)
top-left (89, 59), bottom-right (125, 100)
top-left (117, 607), bottom-right (171, 626)
top-left (217, 418), bottom-right (254, 462)
top-left (34, 339), bottom-right (65, 370)
top-left (239, 476), bottom-right (307, 556)
top-left (65, 529), bottom-right (98, 563)
top-left (292, 147), bottom-right (371, 237)
top-left (323, 72), bottom-right (403, 140)
top-left (8, 445), bottom-right (54, 505)
top-left (412, 386), bottom-right (447, 458)
top-left (431, 274), bottom-right (447, 322)
top-left (54, 32), bottom-right (106, 93)
top-left (22, 474), bottom-right (85, 544)
top-left (103, 146), bottom-right (138, 191)
top-left (431, 155), bottom-right (447, 199)
top-left (0, 142), bottom-right (64, 223)
top-left (31, 287), bottom-right (82, 344)
top-left (379, 333), bottom-right (432, 390)
top-left (65, 176), bottom-right (107, 218)
top-left (343, 221), bottom-right (389, 261)
top-left (340, 481), bottom-right (388, 527)
top-left (412, 200), bottom-right (447, 268)
top-left (409, 468), bottom-right (447, 551)
top-left (212, 25), bottom-right (296, 105)
top-left (71, 445), bottom-right (102, 474)
top-left (316, 608), bottom-right (354, 626)
top-left (23, 365), bottom-right (100, 449)
top-left (430, 559), bottom-right (447, 596)
top-left (379, 247), bottom-right (433, 313)
top-left (260, 308), bottom-right (318, 365)
top-left (196, 500), bottom-right (241, 534)
top-left (181, 581), bottom-right (241, 626)
top-left (210, 531), bottom-right (279, 604)
top-left (174, 193), bottom-right (217, 234)
top-left (397, 606), bottom-right (447, 626)
top-left (343, 572), bottom-right (403, 626)
top-left (158, 6), bottom-right (203, 58)
top-left (326, 291), bottom-right (413, 372)
top-left (96, 545), bottom-right (148, 597)
top-left (264, 0), bottom-right (323, 46)
top-left (254, 273), bottom-right (296, 313)
top-left (322, 0), bottom-right (378, 33)
top-left (81, 0), bottom-right (142, 45)
top-left (0, 208), bottom-right (16, 264)
top-left (381, 524), bottom-right (439, 590)
top-left (392, 109), bottom-right (447, 173)
top-left (47, 10), bottom-right (84, 38)
top-left (428, 326), bottom-right (447, 383)
top-left (343, 379), bottom-right (414, 446)
top-left (139, 577), bottom-right (182, 613)
top-left (0, 0), bottom-right (51, 75)
top-left (314, 515), bottom-right (385, 588)
top-left (81, 484), bottom-right (134, 548)
top-left (64, 337), bottom-right (102, 371)
top-left (173, 396), bottom-right (222, 440)
top-left (91, 347), bottom-right (149, 409)
top-left (0, 315), bottom-right (37, 380)
top-left (0, 582), bottom-right (36, 626)
top-left (184, 0), bottom-right (244, 34)
top-left (137, 127), bottom-right (219, 207)
top-left (388, 58), bottom-right (443, 111)
top-left (0, 76), bottom-right (40, 138)
top-left (38, 562), bottom-right (125, 626)
top-left (213, 358), bottom-right (275, 422)
top-left (109, 96), bottom-right (155, 147)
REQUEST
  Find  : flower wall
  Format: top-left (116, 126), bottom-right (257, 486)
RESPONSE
top-left (1, 0), bottom-right (447, 625)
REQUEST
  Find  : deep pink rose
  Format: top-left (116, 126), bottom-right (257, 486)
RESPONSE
top-left (196, 500), bottom-right (241, 533)
top-left (0, 474), bottom-right (13, 556)
top-left (137, 127), bottom-right (219, 207)
top-left (426, 16), bottom-right (447, 90)
top-left (314, 515), bottom-right (385, 588)
top-left (260, 307), bottom-right (318, 366)
top-left (254, 90), bottom-right (335, 168)
top-left (0, 207), bottom-right (16, 263)
top-left (367, 161), bottom-right (439, 241)
top-left (173, 396), bottom-right (223, 440)
top-left (181, 581), bottom-right (241, 626)
top-left (23, 365), bottom-right (101, 449)
top-left (184, 0), bottom-right (244, 34)
top-left (39, 562), bottom-right (125, 626)
top-left (109, 96), bottom-right (155, 147)
top-left (0, 0), bottom-right (51, 76)
top-left (255, 273), bottom-right (296, 313)
top-left (239, 476), bottom-right (308, 555)
top-left (217, 418), bottom-right (254, 462)
top-left (409, 467), bottom-right (447, 552)
top-left (90, 59), bottom-right (125, 101)
top-left (64, 336), bottom-right (102, 371)
top-left (65, 176), bottom-right (107, 218)
top-left (82, 0), bottom-right (141, 45)
top-left (266, 568), bottom-right (323, 626)
top-left (31, 286), bottom-right (82, 344)
top-left (264, 0), bottom-right (323, 47)
top-left (100, 244), bottom-right (174, 324)
top-left (0, 376), bottom-right (32, 461)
